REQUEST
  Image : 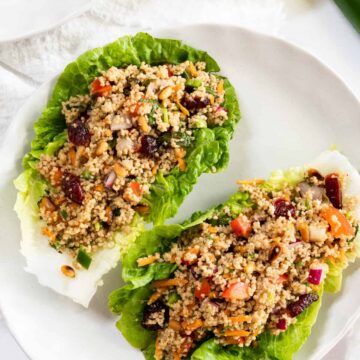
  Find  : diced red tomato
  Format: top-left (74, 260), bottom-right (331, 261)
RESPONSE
top-left (222, 281), bottom-right (249, 300)
top-left (230, 216), bottom-right (252, 237)
top-left (130, 182), bottom-right (142, 197)
top-left (195, 279), bottom-right (211, 299)
top-left (91, 78), bottom-right (112, 96)
top-left (276, 273), bottom-right (289, 284)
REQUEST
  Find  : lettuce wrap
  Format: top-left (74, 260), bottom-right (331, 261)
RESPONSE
top-left (14, 33), bottom-right (240, 306)
top-left (109, 150), bottom-right (360, 359)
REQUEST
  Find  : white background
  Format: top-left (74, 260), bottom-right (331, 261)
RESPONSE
top-left (0, 0), bottom-right (359, 359)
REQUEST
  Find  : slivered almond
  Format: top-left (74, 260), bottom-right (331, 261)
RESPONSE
top-left (69, 147), bottom-right (77, 167)
top-left (113, 163), bottom-right (128, 177)
top-left (61, 265), bottom-right (75, 278)
top-left (187, 62), bottom-right (198, 77)
top-left (138, 115), bottom-right (151, 133)
top-left (158, 86), bottom-right (173, 100)
top-left (96, 141), bottom-right (108, 156)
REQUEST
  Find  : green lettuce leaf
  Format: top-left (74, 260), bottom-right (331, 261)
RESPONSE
top-left (16, 32), bottom-right (240, 235)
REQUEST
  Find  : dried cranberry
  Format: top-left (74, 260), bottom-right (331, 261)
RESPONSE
top-left (269, 244), bottom-right (282, 262)
top-left (181, 95), bottom-right (210, 112)
top-left (274, 199), bottom-right (296, 218)
top-left (277, 318), bottom-right (287, 330)
top-left (68, 120), bottom-right (91, 147)
top-left (61, 172), bottom-right (84, 205)
top-left (141, 300), bottom-right (169, 331)
top-left (287, 293), bottom-right (319, 317)
top-left (139, 135), bottom-right (159, 157)
top-left (325, 173), bottom-right (342, 209)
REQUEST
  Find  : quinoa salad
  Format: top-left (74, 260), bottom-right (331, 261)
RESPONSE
top-left (36, 61), bottom-right (228, 269)
top-left (133, 168), bottom-right (359, 359)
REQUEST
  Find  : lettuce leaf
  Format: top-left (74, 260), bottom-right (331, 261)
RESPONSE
top-left (109, 165), bottom-right (357, 359)
top-left (16, 32), bottom-right (240, 233)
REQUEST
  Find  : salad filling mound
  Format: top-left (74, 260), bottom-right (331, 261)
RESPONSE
top-left (136, 169), bottom-right (358, 359)
top-left (37, 61), bottom-right (227, 262)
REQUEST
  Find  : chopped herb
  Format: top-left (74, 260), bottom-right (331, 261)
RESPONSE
top-left (348, 224), bottom-right (359, 242)
top-left (139, 98), bottom-right (159, 104)
top-left (185, 79), bottom-right (202, 89)
top-left (114, 208), bottom-right (122, 216)
top-left (161, 107), bottom-right (169, 123)
top-left (60, 209), bottom-right (68, 220)
top-left (108, 137), bottom-right (117, 149)
top-left (207, 215), bottom-right (232, 226)
top-left (94, 222), bottom-right (102, 231)
top-left (81, 170), bottom-right (95, 180)
top-left (248, 252), bottom-right (257, 260)
top-left (52, 241), bottom-right (62, 251)
top-left (182, 70), bottom-right (190, 79)
top-left (205, 86), bottom-right (217, 96)
top-left (77, 248), bottom-right (92, 269)
top-left (167, 292), bottom-right (180, 305)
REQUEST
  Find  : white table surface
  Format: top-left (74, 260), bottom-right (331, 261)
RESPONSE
top-left (0, 0), bottom-right (359, 359)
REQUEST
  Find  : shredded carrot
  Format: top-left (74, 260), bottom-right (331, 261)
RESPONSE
top-left (224, 329), bottom-right (250, 337)
top-left (169, 320), bottom-right (182, 331)
top-left (321, 206), bottom-right (354, 237)
top-left (208, 94), bottom-right (215, 105)
top-left (42, 227), bottom-right (56, 241)
top-left (152, 164), bottom-right (158, 176)
top-left (130, 181), bottom-right (142, 197)
top-left (208, 226), bottom-right (217, 234)
top-left (237, 179), bottom-right (265, 185)
top-left (229, 315), bottom-right (252, 323)
top-left (52, 169), bottom-right (63, 185)
top-left (152, 278), bottom-right (188, 288)
top-left (217, 80), bottom-right (224, 95)
top-left (154, 335), bottom-right (163, 360)
top-left (176, 100), bottom-right (190, 117)
top-left (175, 148), bottom-right (186, 158)
top-left (183, 319), bottom-right (203, 331)
top-left (172, 352), bottom-right (181, 360)
top-left (177, 158), bottom-right (186, 172)
top-left (53, 196), bottom-right (65, 206)
top-left (148, 288), bottom-right (166, 305)
top-left (94, 184), bottom-right (104, 192)
top-left (223, 337), bottom-right (245, 345)
top-left (68, 147), bottom-right (77, 167)
top-left (105, 207), bottom-right (113, 225)
top-left (173, 83), bottom-right (182, 92)
top-left (40, 197), bottom-right (56, 212)
top-left (137, 255), bottom-right (158, 267)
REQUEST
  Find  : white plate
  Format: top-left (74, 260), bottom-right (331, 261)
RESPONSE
top-left (0, 25), bottom-right (359, 360)
top-left (0, 0), bottom-right (90, 43)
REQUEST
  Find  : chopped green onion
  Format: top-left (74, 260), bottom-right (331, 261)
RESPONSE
top-left (205, 86), bottom-right (217, 96)
top-left (108, 138), bottom-right (117, 149)
top-left (167, 292), bottom-right (181, 305)
top-left (81, 170), bottom-right (95, 180)
top-left (113, 208), bottom-right (121, 216)
top-left (60, 209), bottom-right (68, 220)
top-left (185, 79), bottom-right (202, 88)
top-left (161, 107), bottom-right (169, 123)
top-left (94, 222), bottom-right (102, 231)
top-left (77, 249), bottom-right (92, 270)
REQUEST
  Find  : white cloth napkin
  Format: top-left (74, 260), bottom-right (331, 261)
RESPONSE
top-left (0, 0), bottom-right (359, 359)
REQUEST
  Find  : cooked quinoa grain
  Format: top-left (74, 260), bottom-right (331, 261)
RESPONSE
top-left (139, 170), bottom-right (359, 359)
top-left (37, 61), bottom-right (228, 260)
